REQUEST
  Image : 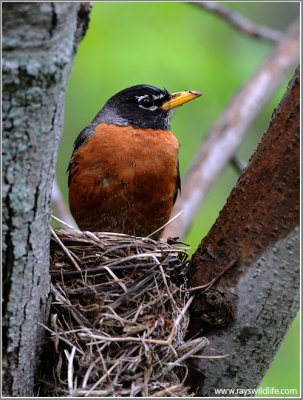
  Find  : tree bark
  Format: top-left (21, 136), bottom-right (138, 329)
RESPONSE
top-left (188, 228), bottom-right (299, 396)
top-left (186, 67), bottom-right (300, 395)
top-left (2, 2), bottom-right (90, 396)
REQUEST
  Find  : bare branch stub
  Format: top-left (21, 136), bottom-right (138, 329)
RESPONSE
top-left (187, 66), bottom-right (299, 330)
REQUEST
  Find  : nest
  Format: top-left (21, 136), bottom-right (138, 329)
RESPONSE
top-left (37, 223), bottom-right (209, 397)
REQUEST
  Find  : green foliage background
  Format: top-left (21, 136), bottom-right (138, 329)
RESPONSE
top-left (55, 2), bottom-right (300, 396)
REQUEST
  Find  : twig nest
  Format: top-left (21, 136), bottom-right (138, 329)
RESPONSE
top-left (37, 228), bottom-right (208, 397)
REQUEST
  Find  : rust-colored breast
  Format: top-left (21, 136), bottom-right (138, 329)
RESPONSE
top-left (68, 123), bottom-right (179, 238)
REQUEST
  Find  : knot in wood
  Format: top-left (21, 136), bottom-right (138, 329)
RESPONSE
top-left (192, 289), bottom-right (234, 327)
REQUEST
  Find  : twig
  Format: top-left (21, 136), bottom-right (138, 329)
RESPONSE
top-left (151, 384), bottom-right (184, 397)
top-left (65, 346), bottom-right (76, 393)
top-left (82, 362), bottom-right (96, 389)
top-left (85, 361), bottom-right (120, 396)
top-left (50, 262), bottom-right (158, 278)
top-left (160, 337), bottom-right (209, 375)
top-left (190, 353), bottom-right (232, 359)
top-left (103, 266), bottom-right (128, 293)
top-left (183, 260), bottom-right (236, 292)
top-left (164, 19), bottom-right (300, 239)
top-left (192, 2), bottom-right (282, 42)
top-left (50, 226), bottom-right (81, 271)
top-left (167, 296), bottom-right (194, 345)
top-left (145, 210), bottom-right (184, 238)
top-left (38, 323), bottom-right (84, 355)
top-left (70, 387), bottom-right (144, 397)
top-left (51, 214), bottom-right (81, 234)
top-left (79, 332), bottom-right (170, 347)
top-left (158, 264), bottom-right (178, 310)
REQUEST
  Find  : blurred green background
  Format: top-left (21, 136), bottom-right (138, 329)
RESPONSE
top-left (54, 2), bottom-right (300, 396)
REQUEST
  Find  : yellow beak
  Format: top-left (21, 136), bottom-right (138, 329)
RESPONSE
top-left (160, 90), bottom-right (203, 110)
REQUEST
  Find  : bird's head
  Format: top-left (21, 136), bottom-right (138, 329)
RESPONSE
top-left (94, 84), bottom-right (203, 130)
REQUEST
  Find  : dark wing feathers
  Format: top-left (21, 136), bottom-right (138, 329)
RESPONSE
top-left (67, 124), bottom-right (97, 187)
top-left (173, 160), bottom-right (181, 205)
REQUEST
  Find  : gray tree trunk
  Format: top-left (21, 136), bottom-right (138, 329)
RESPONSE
top-left (2, 2), bottom-right (90, 396)
top-left (193, 227), bottom-right (300, 396)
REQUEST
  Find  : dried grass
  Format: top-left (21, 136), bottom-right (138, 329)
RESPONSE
top-left (37, 224), bottom-right (209, 397)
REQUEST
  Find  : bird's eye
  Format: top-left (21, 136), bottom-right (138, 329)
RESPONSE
top-left (139, 97), bottom-right (154, 108)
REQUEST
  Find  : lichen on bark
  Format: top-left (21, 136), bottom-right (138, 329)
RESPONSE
top-left (2, 2), bottom-right (91, 396)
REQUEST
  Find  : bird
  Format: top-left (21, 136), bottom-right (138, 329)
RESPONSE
top-left (68, 84), bottom-right (202, 239)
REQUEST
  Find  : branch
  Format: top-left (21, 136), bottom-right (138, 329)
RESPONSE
top-left (164, 19), bottom-right (299, 239)
top-left (186, 66), bottom-right (299, 394)
top-left (191, 1), bottom-right (282, 42)
top-left (188, 65), bottom-right (299, 287)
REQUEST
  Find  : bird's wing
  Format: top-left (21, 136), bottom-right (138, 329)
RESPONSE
top-left (67, 124), bottom-right (96, 186)
top-left (173, 159), bottom-right (181, 205)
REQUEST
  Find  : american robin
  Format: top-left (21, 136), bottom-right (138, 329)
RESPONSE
top-left (68, 84), bottom-right (202, 239)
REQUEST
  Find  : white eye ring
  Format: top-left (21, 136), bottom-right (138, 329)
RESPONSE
top-left (136, 95), bottom-right (158, 111)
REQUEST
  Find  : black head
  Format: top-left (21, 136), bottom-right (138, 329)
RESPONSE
top-left (93, 85), bottom-right (172, 130)
top-left (92, 84), bottom-right (202, 131)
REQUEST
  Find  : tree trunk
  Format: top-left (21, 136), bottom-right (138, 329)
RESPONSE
top-left (186, 67), bottom-right (300, 395)
top-left (2, 2), bottom-right (90, 396)
top-left (188, 227), bottom-right (299, 396)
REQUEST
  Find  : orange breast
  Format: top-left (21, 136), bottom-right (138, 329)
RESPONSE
top-left (68, 123), bottom-right (179, 238)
